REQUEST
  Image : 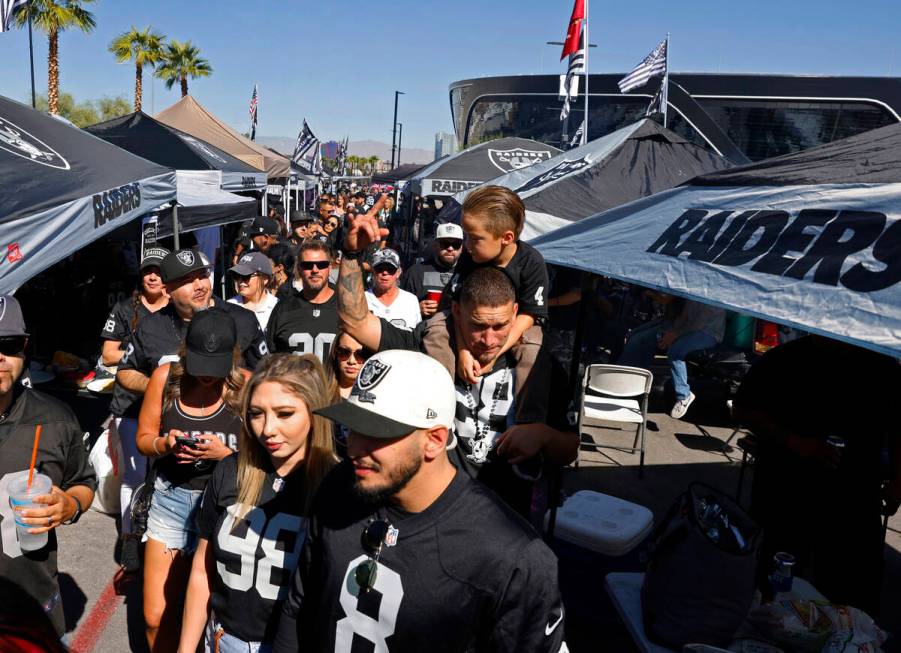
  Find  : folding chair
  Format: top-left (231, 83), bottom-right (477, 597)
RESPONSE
top-left (576, 364), bottom-right (653, 477)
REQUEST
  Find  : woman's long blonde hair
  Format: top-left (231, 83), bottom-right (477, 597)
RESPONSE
top-left (163, 343), bottom-right (245, 414)
top-left (235, 353), bottom-right (337, 518)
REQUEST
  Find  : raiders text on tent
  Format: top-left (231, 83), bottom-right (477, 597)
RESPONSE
top-left (647, 208), bottom-right (900, 293)
top-left (93, 182), bottom-right (142, 228)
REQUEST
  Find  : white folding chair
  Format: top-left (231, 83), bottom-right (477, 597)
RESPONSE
top-left (576, 364), bottom-right (653, 477)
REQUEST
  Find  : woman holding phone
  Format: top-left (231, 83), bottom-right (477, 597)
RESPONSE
top-left (177, 353), bottom-right (337, 653)
top-left (136, 308), bottom-right (247, 652)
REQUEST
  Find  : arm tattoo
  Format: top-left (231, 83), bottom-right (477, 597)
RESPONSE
top-left (338, 257), bottom-right (369, 326)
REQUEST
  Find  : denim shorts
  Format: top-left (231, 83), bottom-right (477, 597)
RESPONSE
top-left (206, 616), bottom-right (272, 653)
top-left (143, 476), bottom-right (203, 553)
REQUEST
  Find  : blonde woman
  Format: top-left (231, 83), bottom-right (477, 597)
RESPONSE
top-left (228, 252), bottom-right (279, 330)
top-left (136, 308), bottom-right (247, 652)
top-left (178, 354), bottom-right (337, 653)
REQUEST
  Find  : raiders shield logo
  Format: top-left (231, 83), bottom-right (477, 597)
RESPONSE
top-left (177, 250), bottom-right (196, 266)
top-left (180, 135), bottom-right (227, 164)
top-left (357, 359), bottom-right (391, 390)
top-left (0, 297), bottom-right (7, 322)
top-left (312, 309), bottom-right (320, 318)
top-left (487, 147), bottom-right (553, 173)
top-left (514, 156), bottom-right (592, 194)
top-left (0, 116), bottom-right (70, 170)
top-left (204, 333), bottom-right (218, 353)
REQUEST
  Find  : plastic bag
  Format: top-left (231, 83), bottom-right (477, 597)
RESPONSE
top-left (88, 426), bottom-right (121, 515)
top-left (747, 601), bottom-right (886, 653)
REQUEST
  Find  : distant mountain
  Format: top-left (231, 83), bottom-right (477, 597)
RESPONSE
top-left (256, 137), bottom-right (432, 165)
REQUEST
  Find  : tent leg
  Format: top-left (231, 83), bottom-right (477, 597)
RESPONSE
top-left (262, 191), bottom-right (268, 217)
top-left (219, 225), bottom-right (228, 299)
top-left (172, 204), bottom-right (180, 250)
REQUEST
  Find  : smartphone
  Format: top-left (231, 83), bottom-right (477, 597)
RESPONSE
top-left (175, 435), bottom-right (199, 449)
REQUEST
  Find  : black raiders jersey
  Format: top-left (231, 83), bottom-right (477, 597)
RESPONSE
top-left (100, 295), bottom-right (154, 418)
top-left (273, 464), bottom-right (567, 653)
top-left (0, 386), bottom-right (97, 635)
top-left (197, 455), bottom-right (311, 643)
top-left (265, 292), bottom-right (339, 365)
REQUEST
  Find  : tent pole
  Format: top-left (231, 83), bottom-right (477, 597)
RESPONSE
top-left (172, 204), bottom-right (180, 250)
top-left (581, 0), bottom-right (589, 146)
top-left (219, 225), bottom-right (227, 298)
top-left (663, 33), bottom-right (670, 129)
top-left (262, 190), bottom-right (268, 217)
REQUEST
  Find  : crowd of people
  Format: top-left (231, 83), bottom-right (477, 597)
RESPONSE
top-left (1, 180), bottom-right (898, 652)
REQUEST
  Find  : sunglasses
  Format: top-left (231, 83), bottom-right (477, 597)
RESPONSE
top-left (300, 260), bottom-right (330, 271)
top-left (324, 222), bottom-right (338, 230)
top-left (0, 336), bottom-right (26, 356)
top-left (373, 264), bottom-right (398, 275)
top-left (438, 239), bottom-right (463, 250)
top-left (335, 345), bottom-right (369, 363)
top-left (355, 519), bottom-right (393, 593)
top-left (233, 272), bottom-right (259, 282)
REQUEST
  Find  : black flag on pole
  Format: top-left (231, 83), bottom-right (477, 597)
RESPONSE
top-left (292, 120), bottom-right (320, 175)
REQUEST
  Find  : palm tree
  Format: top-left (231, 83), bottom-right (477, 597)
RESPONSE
top-left (13, 0), bottom-right (96, 115)
top-left (367, 155), bottom-right (379, 174)
top-left (154, 39), bottom-right (212, 97)
top-left (109, 26), bottom-right (165, 112)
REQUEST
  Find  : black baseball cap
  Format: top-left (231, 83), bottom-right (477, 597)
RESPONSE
top-left (249, 216), bottom-right (280, 237)
top-left (185, 308), bottom-right (237, 378)
top-left (290, 210), bottom-right (316, 225)
top-left (140, 247), bottom-right (170, 271)
top-left (160, 248), bottom-right (211, 284)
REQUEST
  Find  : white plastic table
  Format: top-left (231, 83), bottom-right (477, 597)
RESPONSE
top-left (604, 572), bottom-right (827, 653)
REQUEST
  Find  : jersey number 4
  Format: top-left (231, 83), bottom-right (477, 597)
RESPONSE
top-left (287, 332), bottom-right (335, 362)
top-left (216, 505), bottom-right (306, 601)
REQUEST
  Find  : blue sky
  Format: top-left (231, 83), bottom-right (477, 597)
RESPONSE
top-left (1, 0), bottom-right (899, 151)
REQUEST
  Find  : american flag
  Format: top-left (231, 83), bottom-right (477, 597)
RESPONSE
top-left (618, 38), bottom-right (667, 94)
top-left (1, 0), bottom-right (27, 33)
top-left (248, 84), bottom-right (258, 141)
top-left (560, 31), bottom-right (585, 121)
top-left (292, 120), bottom-right (320, 175)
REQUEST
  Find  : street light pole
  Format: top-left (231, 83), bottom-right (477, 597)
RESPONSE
top-left (397, 123), bottom-right (403, 166)
top-left (391, 91), bottom-right (405, 168)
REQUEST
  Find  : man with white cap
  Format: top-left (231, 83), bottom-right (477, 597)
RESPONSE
top-left (273, 349), bottom-right (567, 653)
top-left (402, 222), bottom-right (464, 318)
top-left (365, 248), bottom-right (421, 331)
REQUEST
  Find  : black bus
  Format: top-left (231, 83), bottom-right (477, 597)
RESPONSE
top-left (449, 73), bottom-right (901, 163)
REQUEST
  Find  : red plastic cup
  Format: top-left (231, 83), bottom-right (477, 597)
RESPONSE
top-left (426, 290), bottom-right (442, 303)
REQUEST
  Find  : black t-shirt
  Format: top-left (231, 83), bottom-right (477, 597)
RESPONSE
top-left (101, 296), bottom-right (153, 418)
top-left (547, 265), bottom-right (581, 332)
top-left (0, 387), bottom-right (97, 635)
top-left (401, 256), bottom-right (456, 301)
top-left (273, 464), bottom-right (567, 653)
top-left (119, 298), bottom-right (268, 380)
top-left (196, 455), bottom-right (311, 643)
top-left (447, 242), bottom-right (549, 321)
top-left (266, 291), bottom-right (339, 365)
top-left (156, 400), bottom-right (242, 490)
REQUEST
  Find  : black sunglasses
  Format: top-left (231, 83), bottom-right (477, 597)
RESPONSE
top-left (232, 272), bottom-right (259, 281)
top-left (335, 345), bottom-right (369, 363)
top-left (373, 264), bottom-right (398, 275)
top-left (0, 336), bottom-right (27, 356)
top-left (438, 239), bottom-right (463, 250)
top-left (300, 260), bottom-right (330, 271)
top-left (355, 519), bottom-right (393, 593)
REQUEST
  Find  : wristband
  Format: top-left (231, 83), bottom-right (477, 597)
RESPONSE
top-left (152, 436), bottom-right (165, 456)
top-left (63, 495), bottom-right (83, 525)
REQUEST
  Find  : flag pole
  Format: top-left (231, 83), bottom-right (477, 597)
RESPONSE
top-left (581, 0), bottom-right (589, 146)
top-left (662, 33), bottom-right (670, 129)
top-left (27, 11), bottom-right (36, 108)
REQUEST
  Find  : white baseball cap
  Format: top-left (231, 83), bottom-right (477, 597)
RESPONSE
top-left (436, 223), bottom-right (464, 240)
top-left (316, 349), bottom-right (456, 445)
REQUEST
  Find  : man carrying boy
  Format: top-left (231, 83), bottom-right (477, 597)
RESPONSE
top-left (439, 186), bottom-right (548, 397)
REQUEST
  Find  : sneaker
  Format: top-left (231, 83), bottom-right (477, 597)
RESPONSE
top-left (670, 392), bottom-right (696, 419)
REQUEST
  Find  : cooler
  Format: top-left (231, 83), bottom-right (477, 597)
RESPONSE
top-left (547, 490), bottom-right (654, 556)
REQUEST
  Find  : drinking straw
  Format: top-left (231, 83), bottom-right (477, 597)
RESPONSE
top-left (27, 424), bottom-right (42, 490)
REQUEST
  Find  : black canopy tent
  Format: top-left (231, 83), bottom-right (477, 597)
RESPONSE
top-left (531, 122), bottom-right (901, 358)
top-left (372, 162), bottom-right (429, 185)
top-left (446, 119), bottom-right (733, 240)
top-left (0, 95), bottom-right (176, 293)
top-left (407, 137), bottom-right (561, 197)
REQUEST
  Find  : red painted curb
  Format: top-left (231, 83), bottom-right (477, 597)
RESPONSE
top-left (67, 570), bottom-right (126, 653)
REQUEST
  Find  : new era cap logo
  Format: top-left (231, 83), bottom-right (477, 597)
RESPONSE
top-left (426, 408), bottom-right (437, 420)
top-left (177, 250), bottom-right (195, 266)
